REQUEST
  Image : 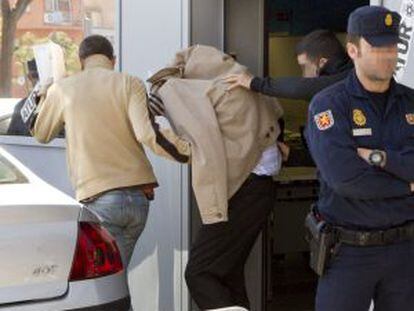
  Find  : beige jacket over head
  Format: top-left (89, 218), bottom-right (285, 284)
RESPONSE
top-left (32, 55), bottom-right (190, 201)
top-left (149, 45), bottom-right (283, 224)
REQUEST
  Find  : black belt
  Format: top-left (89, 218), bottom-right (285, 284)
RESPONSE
top-left (247, 173), bottom-right (274, 181)
top-left (334, 222), bottom-right (414, 246)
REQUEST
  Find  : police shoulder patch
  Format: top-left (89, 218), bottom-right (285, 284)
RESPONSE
top-left (314, 110), bottom-right (335, 131)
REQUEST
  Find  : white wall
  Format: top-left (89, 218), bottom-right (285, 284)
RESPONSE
top-left (120, 1), bottom-right (191, 310)
top-left (381, 0), bottom-right (401, 11)
top-left (377, 0), bottom-right (414, 88)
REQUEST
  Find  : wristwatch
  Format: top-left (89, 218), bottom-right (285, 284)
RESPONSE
top-left (368, 150), bottom-right (385, 167)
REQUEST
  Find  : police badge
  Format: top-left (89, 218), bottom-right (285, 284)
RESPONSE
top-left (353, 109), bottom-right (367, 127)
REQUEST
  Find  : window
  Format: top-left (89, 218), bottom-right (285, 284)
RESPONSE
top-left (44, 0), bottom-right (73, 24)
top-left (0, 0), bottom-right (117, 137)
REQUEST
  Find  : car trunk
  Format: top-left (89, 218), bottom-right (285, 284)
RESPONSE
top-left (0, 184), bottom-right (80, 305)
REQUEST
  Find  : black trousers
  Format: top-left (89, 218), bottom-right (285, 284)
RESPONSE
top-left (185, 174), bottom-right (276, 310)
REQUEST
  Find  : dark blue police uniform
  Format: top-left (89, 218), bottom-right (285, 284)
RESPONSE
top-left (308, 71), bottom-right (414, 230)
top-left (306, 5), bottom-right (414, 311)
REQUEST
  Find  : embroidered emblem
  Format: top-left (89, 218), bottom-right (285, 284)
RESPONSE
top-left (385, 13), bottom-right (393, 27)
top-left (314, 110), bottom-right (334, 131)
top-left (406, 113), bottom-right (414, 125)
top-left (353, 109), bottom-right (367, 127)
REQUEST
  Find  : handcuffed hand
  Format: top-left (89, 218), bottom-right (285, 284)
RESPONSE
top-left (278, 141), bottom-right (290, 162)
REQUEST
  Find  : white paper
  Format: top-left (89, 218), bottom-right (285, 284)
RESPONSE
top-left (32, 41), bottom-right (66, 87)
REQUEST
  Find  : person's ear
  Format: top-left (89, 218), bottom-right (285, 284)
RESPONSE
top-left (111, 57), bottom-right (116, 69)
top-left (347, 42), bottom-right (359, 60)
top-left (80, 59), bottom-right (85, 70)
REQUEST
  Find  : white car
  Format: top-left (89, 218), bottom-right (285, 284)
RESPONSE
top-left (0, 99), bottom-right (20, 135)
top-left (0, 147), bottom-right (130, 310)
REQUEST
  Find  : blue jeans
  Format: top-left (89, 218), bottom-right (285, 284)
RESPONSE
top-left (86, 188), bottom-right (149, 267)
top-left (316, 240), bottom-right (414, 311)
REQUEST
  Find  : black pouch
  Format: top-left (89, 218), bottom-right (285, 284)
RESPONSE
top-left (305, 208), bottom-right (337, 276)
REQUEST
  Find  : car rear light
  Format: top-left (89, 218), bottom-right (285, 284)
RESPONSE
top-left (69, 222), bottom-right (123, 281)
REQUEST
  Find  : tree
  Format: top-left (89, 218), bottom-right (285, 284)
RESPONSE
top-left (0, 0), bottom-right (33, 97)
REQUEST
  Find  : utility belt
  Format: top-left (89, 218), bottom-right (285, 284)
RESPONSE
top-left (304, 205), bottom-right (414, 276)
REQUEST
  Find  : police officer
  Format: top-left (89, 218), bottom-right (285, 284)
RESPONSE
top-left (306, 5), bottom-right (414, 311)
top-left (7, 60), bottom-right (39, 136)
top-left (224, 29), bottom-right (353, 101)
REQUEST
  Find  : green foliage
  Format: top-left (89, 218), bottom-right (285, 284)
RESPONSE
top-left (14, 31), bottom-right (81, 78)
top-left (49, 31), bottom-right (81, 75)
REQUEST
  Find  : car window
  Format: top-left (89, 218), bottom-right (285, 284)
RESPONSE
top-left (0, 155), bottom-right (28, 184)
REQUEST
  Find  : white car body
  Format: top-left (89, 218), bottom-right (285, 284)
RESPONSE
top-left (0, 99), bottom-right (20, 135)
top-left (0, 148), bottom-right (130, 310)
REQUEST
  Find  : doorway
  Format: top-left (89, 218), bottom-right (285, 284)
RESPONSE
top-left (261, 1), bottom-right (369, 310)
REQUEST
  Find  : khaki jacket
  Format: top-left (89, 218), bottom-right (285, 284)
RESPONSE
top-left (33, 55), bottom-right (190, 202)
top-left (149, 45), bottom-right (283, 224)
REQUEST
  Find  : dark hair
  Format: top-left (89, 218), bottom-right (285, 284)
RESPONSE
top-left (27, 59), bottom-right (39, 80)
top-left (78, 35), bottom-right (114, 60)
top-left (295, 29), bottom-right (347, 62)
top-left (346, 34), bottom-right (362, 47)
